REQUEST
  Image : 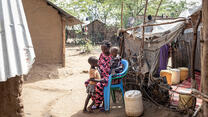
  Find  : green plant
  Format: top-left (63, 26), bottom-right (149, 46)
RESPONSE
top-left (81, 40), bottom-right (93, 53)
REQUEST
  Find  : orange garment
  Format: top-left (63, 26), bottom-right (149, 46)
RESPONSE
top-left (89, 68), bottom-right (101, 85)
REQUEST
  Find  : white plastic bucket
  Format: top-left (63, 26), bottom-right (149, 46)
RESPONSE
top-left (124, 90), bottom-right (143, 116)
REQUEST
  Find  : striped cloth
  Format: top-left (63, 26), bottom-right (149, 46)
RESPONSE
top-left (169, 72), bottom-right (202, 108)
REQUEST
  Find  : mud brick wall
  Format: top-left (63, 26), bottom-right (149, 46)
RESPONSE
top-left (0, 76), bottom-right (24, 117)
top-left (22, 0), bottom-right (63, 64)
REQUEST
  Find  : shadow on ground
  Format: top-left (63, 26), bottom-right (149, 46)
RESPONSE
top-left (71, 100), bottom-right (185, 117)
top-left (71, 108), bottom-right (126, 117)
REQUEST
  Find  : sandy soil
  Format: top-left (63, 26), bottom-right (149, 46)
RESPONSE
top-left (23, 46), bottom-right (184, 117)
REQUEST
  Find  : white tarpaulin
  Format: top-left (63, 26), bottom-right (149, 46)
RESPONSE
top-left (179, 5), bottom-right (202, 18)
top-left (124, 18), bottom-right (185, 75)
top-left (0, 0), bottom-right (35, 82)
top-left (126, 19), bottom-right (185, 50)
top-left (123, 4), bottom-right (201, 76)
top-left (127, 19), bottom-right (185, 37)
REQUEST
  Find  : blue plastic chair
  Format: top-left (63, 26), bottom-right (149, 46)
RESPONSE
top-left (104, 59), bottom-right (129, 111)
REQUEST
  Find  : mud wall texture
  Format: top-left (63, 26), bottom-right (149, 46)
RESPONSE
top-left (0, 76), bottom-right (24, 117)
top-left (22, 0), bottom-right (63, 64)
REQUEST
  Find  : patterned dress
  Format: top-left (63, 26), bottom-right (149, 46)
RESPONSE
top-left (93, 53), bottom-right (112, 107)
top-left (84, 53), bottom-right (121, 107)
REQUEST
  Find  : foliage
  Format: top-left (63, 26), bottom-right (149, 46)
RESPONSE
top-left (81, 39), bottom-right (93, 53)
top-left (49, 0), bottom-right (199, 28)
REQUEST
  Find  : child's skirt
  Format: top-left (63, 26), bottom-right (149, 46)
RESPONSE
top-left (86, 84), bottom-right (95, 96)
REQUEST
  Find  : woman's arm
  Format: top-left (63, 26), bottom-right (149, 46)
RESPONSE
top-left (89, 78), bottom-right (106, 83)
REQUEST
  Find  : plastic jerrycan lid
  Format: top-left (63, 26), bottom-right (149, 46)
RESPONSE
top-left (171, 69), bottom-right (180, 72)
top-left (125, 90), bottom-right (142, 98)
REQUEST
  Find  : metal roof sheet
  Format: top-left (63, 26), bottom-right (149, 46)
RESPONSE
top-left (0, 0), bottom-right (35, 82)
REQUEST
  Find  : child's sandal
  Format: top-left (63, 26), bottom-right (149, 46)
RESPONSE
top-left (99, 107), bottom-right (105, 112)
top-left (83, 109), bottom-right (88, 113)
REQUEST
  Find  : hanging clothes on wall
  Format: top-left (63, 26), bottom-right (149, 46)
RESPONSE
top-left (158, 44), bottom-right (169, 74)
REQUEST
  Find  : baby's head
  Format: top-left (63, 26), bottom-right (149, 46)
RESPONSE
top-left (110, 47), bottom-right (119, 57)
top-left (88, 56), bottom-right (98, 67)
top-left (101, 41), bottom-right (111, 55)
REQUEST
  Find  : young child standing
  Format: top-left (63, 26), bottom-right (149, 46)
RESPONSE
top-left (83, 56), bottom-right (101, 113)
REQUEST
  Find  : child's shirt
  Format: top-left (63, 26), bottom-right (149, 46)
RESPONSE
top-left (89, 68), bottom-right (101, 85)
top-left (110, 55), bottom-right (123, 74)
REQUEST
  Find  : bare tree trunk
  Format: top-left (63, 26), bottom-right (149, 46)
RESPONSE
top-left (202, 0), bottom-right (208, 116)
top-left (0, 76), bottom-right (24, 117)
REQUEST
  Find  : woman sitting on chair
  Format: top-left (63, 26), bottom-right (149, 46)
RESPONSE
top-left (84, 41), bottom-right (112, 111)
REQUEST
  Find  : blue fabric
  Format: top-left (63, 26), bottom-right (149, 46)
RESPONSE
top-left (104, 59), bottom-right (129, 111)
top-left (158, 44), bottom-right (169, 74)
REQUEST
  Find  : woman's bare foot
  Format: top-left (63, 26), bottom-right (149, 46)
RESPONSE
top-left (100, 103), bottom-right (105, 112)
top-left (87, 106), bottom-right (94, 113)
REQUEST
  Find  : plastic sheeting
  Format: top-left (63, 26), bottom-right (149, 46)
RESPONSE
top-left (124, 19), bottom-right (185, 75)
top-left (127, 19), bottom-right (184, 37)
top-left (0, 0), bottom-right (35, 82)
top-left (179, 5), bottom-right (202, 18)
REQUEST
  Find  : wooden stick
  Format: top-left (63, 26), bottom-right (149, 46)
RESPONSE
top-left (123, 18), bottom-right (186, 32)
top-left (159, 85), bottom-right (208, 102)
top-left (191, 11), bottom-right (201, 89)
top-left (200, 26), bottom-right (203, 92)
top-left (139, 0), bottom-right (148, 70)
top-left (119, 1), bottom-right (124, 57)
top-left (192, 89), bottom-right (208, 99)
top-left (121, 1), bottom-right (124, 29)
top-left (62, 17), bottom-right (66, 67)
top-left (202, 1), bottom-right (208, 116)
top-left (154, 0), bottom-right (163, 21)
top-left (192, 105), bottom-right (202, 117)
top-left (137, 15), bottom-right (186, 20)
top-left (142, 0), bottom-right (148, 48)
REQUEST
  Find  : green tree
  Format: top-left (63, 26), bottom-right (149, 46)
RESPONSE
top-left (49, 0), bottom-right (198, 28)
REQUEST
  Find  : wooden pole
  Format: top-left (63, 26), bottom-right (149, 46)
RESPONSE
top-left (123, 18), bottom-right (186, 32)
top-left (154, 0), bottom-right (163, 21)
top-left (189, 11), bottom-right (201, 111)
top-left (200, 26), bottom-right (203, 92)
top-left (138, 0), bottom-right (148, 72)
top-left (191, 12), bottom-right (201, 89)
top-left (119, 1), bottom-right (125, 57)
top-left (202, 0), bottom-right (208, 116)
top-left (142, 0), bottom-right (148, 50)
top-left (121, 1), bottom-right (124, 29)
top-left (159, 85), bottom-right (208, 102)
top-left (62, 17), bottom-right (66, 67)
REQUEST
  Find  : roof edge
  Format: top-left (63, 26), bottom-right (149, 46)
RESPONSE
top-left (46, 0), bottom-right (83, 25)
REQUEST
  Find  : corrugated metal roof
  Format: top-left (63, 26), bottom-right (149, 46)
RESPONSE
top-left (0, 0), bottom-right (35, 82)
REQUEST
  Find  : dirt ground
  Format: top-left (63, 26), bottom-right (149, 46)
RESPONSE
top-left (23, 46), bottom-right (184, 117)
